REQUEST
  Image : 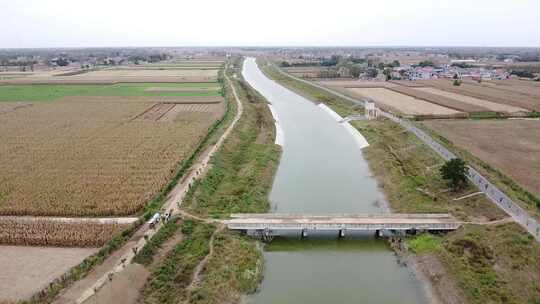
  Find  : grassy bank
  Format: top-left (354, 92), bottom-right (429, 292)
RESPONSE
top-left (264, 61), bottom-right (540, 304)
top-left (135, 57), bottom-right (280, 304)
top-left (140, 219), bottom-right (215, 304)
top-left (179, 57), bottom-right (278, 302)
top-left (353, 119), bottom-right (505, 221)
top-left (181, 60), bottom-right (280, 219)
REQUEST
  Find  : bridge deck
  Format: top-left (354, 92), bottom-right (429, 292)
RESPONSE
top-left (226, 213), bottom-right (461, 232)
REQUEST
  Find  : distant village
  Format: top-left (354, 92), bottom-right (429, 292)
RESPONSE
top-left (275, 48), bottom-right (540, 82)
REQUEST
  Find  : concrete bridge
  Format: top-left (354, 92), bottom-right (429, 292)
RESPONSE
top-left (225, 213), bottom-right (461, 241)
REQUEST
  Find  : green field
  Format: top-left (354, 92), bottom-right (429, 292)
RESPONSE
top-left (0, 82), bottom-right (220, 102)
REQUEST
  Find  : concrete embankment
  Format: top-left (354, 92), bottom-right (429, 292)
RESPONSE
top-left (267, 103), bottom-right (284, 146)
top-left (318, 103), bottom-right (369, 150)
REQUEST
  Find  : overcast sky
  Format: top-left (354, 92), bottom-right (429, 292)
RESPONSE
top-left (1, 0), bottom-right (539, 48)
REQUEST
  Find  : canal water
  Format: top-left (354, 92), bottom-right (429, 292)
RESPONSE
top-left (242, 58), bottom-right (427, 304)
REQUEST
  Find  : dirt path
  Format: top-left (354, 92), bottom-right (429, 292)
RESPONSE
top-left (186, 224), bottom-right (225, 296)
top-left (52, 64), bottom-right (243, 304)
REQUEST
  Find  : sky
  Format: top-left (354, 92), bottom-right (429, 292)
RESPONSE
top-left (1, 0), bottom-right (540, 48)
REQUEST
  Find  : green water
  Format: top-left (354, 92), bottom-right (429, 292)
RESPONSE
top-left (242, 58), bottom-right (427, 304)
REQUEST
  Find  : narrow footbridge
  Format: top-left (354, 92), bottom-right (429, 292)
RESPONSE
top-left (225, 213), bottom-right (460, 240)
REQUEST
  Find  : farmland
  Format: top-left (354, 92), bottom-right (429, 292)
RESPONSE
top-left (0, 246), bottom-right (98, 302)
top-left (417, 79), bottom-right (540, 111)
top-left (414, 87), bottom-right (527, 113)
top-left (0, 83), bottom-right (221, 102)
top-left (317, 78), bottom-right (535, 118)
top-left (0, 96), bottom-right (225, 216)
top-left (422, 119), bottom-right (540, 200)
top-left (0, 66), bottom-right (221, 85)
top-left (0, 217), bottom-right (128, 247)
top-left (0, 57), bottom-right (230, 303)
top-left (347, 87), bottom-right (463, 117)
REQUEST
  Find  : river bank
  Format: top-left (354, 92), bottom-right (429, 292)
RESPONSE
top-left (261, 60), bottom-right (540, 304)
top-left (130, 57), bottom-right (281, 304)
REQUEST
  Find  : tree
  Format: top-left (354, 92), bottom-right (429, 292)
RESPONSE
top-left (56, 58), bottom-right (70, 66)
top-left (383, 68), bottom-right (392, 81)
top-left (350, 65), bottom-right (363, 78)
top-left (418, 60), bottom-right (434, 67)
top-left (440, 158), bottom-right (469, 191)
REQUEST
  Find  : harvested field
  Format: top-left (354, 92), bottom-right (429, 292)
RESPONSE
top-left (59, 95), bottom-right (224, 104)
top-left (388, 80), bottom-right (427, 87)
top-left (418, 79), bottom-right (540, 111)
top-left (347, 87), bottom-right (463, 117)
top-left (0, 102), bottom-right (32, 115)
top-left (478, 79), bottom-right (540, 97)
top-left (0, 96), bottom-right (225, 216)
top-left (0, 245), bottom-right (97, 302)
top-left (389, 86), bottom-right (489, 113)
top-left (423, 119), bottom-right (540, 197)
top-left (0, 217), bottom-right (128, 247)
top-left (0, 83), bottom-right (220, 102)
top-left (0, 68), bottom-right (219, 84)
top-left (137, 103), bottom-right (176, 121)
top-left (144, 86), bottom-right (219, 92)
top-left (79, 69), bottom-right (217, 78)
top-left (415, 87), bottom-right (527, 113)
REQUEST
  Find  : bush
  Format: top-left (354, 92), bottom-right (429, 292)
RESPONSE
top-left (407, 234), bottom-right (441, 253)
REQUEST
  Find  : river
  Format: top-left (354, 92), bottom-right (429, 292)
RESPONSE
top-left (241, 58), bottom-right (427, 303)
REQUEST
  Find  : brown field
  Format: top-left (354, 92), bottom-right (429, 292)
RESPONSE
top-left (0, 68), bottom-right (218, 84)
top-left (388, 86), bottom-right (489, 113)
top-left (415, 87), bottom-right (528, 113)
top-left (346, 87), bottom-right (463, 117)
top-left (0, 102), bottom-right (33, 115)
top-left (479, 79), bottom-right (540, 97)
top-left (388, 80), bottom-right (427, 87)
top-left (0, 96), bottom-right (224, 216)
top-left (423, 119), bottom-right (540, 197)
top-left (0, 217), bottom-right (127, 247)
top-left (418, 79), bottom-right (540, 111)
top-left (144, 86), bottom-right (219, 92)
top-left (0, 245), bottom-right (97, 302)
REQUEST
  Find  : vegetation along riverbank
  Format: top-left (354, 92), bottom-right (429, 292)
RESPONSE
top-left (133, 57), bottom-right (281, 303)
top-left (261, 59), bottom-right (540, 304)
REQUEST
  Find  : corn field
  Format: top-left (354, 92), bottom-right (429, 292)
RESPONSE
top-left (0, 218), bottom-right (128, 247)
top-left (0, 98), bottom-right (224, 217)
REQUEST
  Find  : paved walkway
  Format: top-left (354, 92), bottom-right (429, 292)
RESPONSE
top-left (274, 64), bottom-right (540, 242)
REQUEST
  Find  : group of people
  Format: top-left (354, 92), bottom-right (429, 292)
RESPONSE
top-left (148, 209), bottom-right (173, 229)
